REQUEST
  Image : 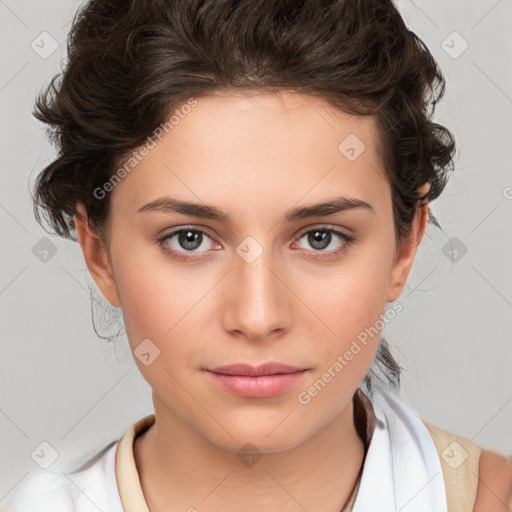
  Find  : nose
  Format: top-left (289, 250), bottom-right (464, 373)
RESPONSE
top-left (221, 241), bottom-right (293, 343)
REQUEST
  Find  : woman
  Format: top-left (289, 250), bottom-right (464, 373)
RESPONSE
top-left (3, 0), bottom-right (511, 511)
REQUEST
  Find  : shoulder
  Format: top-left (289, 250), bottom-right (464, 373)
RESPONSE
top-left (422, 418), bottom-right (512, 512)
top-left (473, 449), bottom-right (512, 512)
top-left (1, 472), bottom-right (75, 512)
top-left (1, 441), bottom-right (122, 512)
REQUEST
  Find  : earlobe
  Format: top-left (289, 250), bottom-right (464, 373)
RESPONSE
top-left (386, 188), bottom-right (430, 303)
top-left (386, 243), bottom-right (412, 303)
top-left (74, 202), bottom-right (121, 308)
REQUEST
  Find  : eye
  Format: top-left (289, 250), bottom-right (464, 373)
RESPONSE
top-left (158, 227), bottom-right (219, 261)
top-left (157, 225), bottom-right (356, 262)
top-left (293, 226), bottom-right (356, 260)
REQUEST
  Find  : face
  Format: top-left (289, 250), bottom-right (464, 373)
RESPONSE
top-left (76, 91), bottom-right (427, 453)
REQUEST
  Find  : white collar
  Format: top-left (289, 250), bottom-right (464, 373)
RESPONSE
top-left (353, 384), bottom-right (447, 511)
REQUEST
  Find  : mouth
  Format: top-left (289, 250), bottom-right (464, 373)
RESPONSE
top-left (208, 362), bottom-right (306, 376)
top-left (205, 363), bottom-right (308, 398)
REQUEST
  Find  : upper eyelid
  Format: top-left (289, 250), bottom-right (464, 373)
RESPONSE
top-left (296, 224), bottom-right (351, 237)
top-left (161, 225), bottom-right (217, 242)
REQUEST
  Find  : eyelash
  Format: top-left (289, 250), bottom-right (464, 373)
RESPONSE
top-left (157, 225), bottom-right (357, 262)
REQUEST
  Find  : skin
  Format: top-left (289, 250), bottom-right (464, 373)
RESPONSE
top-left (75, 90), bottom-right (430, 512)
top-left (473, 450), bottom-right (512, 512)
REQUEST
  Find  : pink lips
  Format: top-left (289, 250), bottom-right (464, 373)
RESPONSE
top-left (206, 363), bottom-right (307, 398)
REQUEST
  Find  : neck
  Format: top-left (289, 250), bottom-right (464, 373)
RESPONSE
top-left (134, 391), bottom-right (368, 512)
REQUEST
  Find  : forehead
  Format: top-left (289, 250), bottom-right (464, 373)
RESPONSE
top-left (111, 91), bottom-right (390, 218)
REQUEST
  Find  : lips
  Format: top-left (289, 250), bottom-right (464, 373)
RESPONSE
top-left (208, 362), bottom-right (305, 376)
top-left (205, 363), bottom-right (308, 398)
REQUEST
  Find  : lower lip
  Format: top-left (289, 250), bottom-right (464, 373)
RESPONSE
top-left (206, 370), bottom-right (307, 398)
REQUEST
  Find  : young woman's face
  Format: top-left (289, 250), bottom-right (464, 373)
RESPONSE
top-left (85, 91), bottom-right (423, 453)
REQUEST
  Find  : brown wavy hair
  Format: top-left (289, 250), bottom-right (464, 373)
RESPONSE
top-left (31, 0), bottom-right (456, 392)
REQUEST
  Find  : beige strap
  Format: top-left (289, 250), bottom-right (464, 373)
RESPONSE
top-left (115, 414), bottom-right (155, 512)
top-left (422, 419), bottom-right (482, 511)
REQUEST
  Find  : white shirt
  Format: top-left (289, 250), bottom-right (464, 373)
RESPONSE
top-left (1, 383), bottom-right (448, 512)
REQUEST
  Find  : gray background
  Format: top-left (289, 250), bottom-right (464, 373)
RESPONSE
top-left (1, 0), bottom-right (511, 502)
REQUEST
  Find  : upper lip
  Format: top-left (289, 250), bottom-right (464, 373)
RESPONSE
top-left (207, 363), bottom-right (306, 376)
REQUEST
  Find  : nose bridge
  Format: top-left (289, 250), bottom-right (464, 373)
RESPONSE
top-left (224, 235), bottom-right (288, 338)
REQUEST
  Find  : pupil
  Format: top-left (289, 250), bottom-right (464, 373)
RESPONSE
top-left (180, 230), bottom-right (201, 250)
top-left (310, 230), bottom-right (330, 250)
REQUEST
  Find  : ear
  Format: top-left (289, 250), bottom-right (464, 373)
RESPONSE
top-left (74, 202), bottom-right (121, 307)
top-left (386, 185), bottom-right (431, 303)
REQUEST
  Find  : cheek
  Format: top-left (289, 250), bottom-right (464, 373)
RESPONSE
top-left (109, 237), bottom-right (175, 339)
top-left (111, 243), bottom-right (217, 370)
top-left (113, 267), bottom-right (202, 398)
top-left (116, 275), bottom-right (173, 340)
top-left (298, 250), bottom-right (393, 365)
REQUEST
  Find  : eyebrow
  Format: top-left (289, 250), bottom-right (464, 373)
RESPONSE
top-left (137, 195), bottom-right (375, 223)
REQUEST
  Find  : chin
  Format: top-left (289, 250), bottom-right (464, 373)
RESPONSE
top-left (213, 430), bottom-right (306, 456)
top-left (202, 411), bottom-right (317, 454)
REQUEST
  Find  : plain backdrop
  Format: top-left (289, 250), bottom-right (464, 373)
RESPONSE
top-left (1, 0), bottom-right (511, 502)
